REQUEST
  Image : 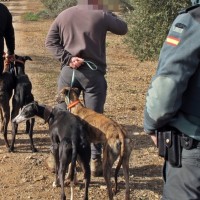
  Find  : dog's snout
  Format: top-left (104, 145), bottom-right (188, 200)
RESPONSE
top-left (12, 114), bottom-right (25, 124)
top-left (12, 116), bottom-right (18, 123)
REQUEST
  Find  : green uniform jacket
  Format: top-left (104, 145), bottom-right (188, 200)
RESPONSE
top-left (144, 5), bottom-right (200, 140)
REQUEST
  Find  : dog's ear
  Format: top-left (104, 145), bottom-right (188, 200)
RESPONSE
top-left (55, 93), bottom-right (65, 103)
top-left (59, 87), bottom-right (70, 95)
top-left (34, 101), bottom-right (38, 105)
top-left (24, 56), bottom-right (32, 61)
top-left (33, 101), bottom-right (39, 112)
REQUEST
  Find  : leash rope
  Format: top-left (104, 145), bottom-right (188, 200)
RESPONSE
top-left (83, 60), bottom-right (98, 70)
top-left (70, 60), bottom-right (98, 86)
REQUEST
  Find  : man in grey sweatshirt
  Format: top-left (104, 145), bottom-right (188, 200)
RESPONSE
top-left (45, 0), bottom-right (127, 177)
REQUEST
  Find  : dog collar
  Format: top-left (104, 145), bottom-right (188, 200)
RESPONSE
top-left (15, 59), bottom-right (25, 65)
top-left (67, 100), bottom-right (80, 109)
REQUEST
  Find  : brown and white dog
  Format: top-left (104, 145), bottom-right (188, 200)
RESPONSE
top-left (57, 87), bottom-right (132, 200)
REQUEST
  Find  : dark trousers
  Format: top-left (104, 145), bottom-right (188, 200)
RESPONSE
top-left (57, 65), bottom-right (107, 159)
top-left (162, 147), bottom-right (200, 200)
top-left (0, 56), bottom-right (3, 75)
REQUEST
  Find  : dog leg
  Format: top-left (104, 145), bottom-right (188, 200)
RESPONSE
top-left (59, 140), bottom-right (70, 200)
top-left (25, 119), bottom-right (30, 133)
top-left (9, 122), bottom-right (18, 152)
top-left (0, 108), bottom-right (3, 133)
top-left (70, 182), bottom-right (74, 200)
top-left (52, 143), bottom-right (60, 187)
top-left (78, 144), bottom-right (91, 200)
top-left (122, 142), bottom-right (132, 200)
top-left (3, 105), bottom-right (10, 148)
top-left (10, 104), bottom-right (20, 152)
top-left (114, 155), bottom-right (123, 195)
top-left (78, 143), bottom-right (91, 200)
top-left (27, 118), bottom-right (37, 152)
top-left (69, 142), bottom-right (78, 200)
top-left (59, 139), bottom-right (74, 200)
top-left (102, 144), bottom-right (116, 200)
top-left (65, 164), bottom-right (78, 186)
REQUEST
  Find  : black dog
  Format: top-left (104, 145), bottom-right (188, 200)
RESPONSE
top-left (13, 101), bottom-right (91, 200)
top-left (10, 55), bottom-right (36, 152)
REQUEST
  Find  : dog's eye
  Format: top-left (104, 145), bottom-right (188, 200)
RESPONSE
top-left (23, 109), bottom-right (30, 115)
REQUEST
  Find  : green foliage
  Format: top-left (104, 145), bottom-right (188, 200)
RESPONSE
top-left (124, 0), bottom-right (191, 61)
top-left (22, 10), bottom-right (50, 21)
top-left (22, 12), bottom-right (40, 21)
top-left (40, 0), bottom-right (77, 17)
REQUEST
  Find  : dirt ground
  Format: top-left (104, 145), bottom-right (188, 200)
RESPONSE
top-left (0, 0), bottom-right (164, 199)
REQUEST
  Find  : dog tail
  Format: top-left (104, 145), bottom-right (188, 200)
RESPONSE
top-left (114, 152), bottom-right (123, 194)
top-left (114, 126), bottom-right (126, 194)
top-left (119, 125), bottom-right (126, 161)
top-left (70, 141), bottom-right (78, 182)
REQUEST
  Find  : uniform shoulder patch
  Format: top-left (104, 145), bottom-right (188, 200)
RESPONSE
top-left (172, 23), bottom-right (186, 34)
top-left (166, 36), bottom-right (180, 47)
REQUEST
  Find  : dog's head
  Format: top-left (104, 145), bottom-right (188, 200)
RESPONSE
top-left (56, 87), bottom-right (80, 103)
top-left (15, 55), bottom-right (32, 63)
top-left (15, 55), bottom-right (32, 75)
top-left (12, 101), bottom-right (39, 124)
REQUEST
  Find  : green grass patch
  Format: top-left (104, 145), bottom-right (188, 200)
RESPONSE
top-left (22, 10), bottom-right (51, 21)
top-left (22, 12), bottom-right (40, 21)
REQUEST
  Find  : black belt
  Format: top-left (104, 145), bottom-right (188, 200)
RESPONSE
top-left (181, 134), bottom-right (200, 150)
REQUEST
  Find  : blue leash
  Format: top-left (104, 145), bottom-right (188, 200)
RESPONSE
top-left (70, 60), bottom-right (98, 87)
top-left (83, 60), bottom-right (98, 70)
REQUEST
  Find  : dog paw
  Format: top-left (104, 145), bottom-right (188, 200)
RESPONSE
top-left (64, 180), bottom-right (70, 186)
top-left (8, 147), bottom-right (14, 153)
top-left (52, 181), bottom-right (60, 188)
top-left (32, 148), bottom-right (38, 153)
top-left (112, 188), bottom-right (118, 195)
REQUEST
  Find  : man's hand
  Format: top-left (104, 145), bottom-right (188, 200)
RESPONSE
top-left (151, 134), bottom-right (157, 146)
top-left (69, 57), bottom-right (84, 69)
top-left (4, 53), bottom-right (15, 64)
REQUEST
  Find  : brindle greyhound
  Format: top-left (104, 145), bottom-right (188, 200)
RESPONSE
top-left (12, 101), bottom-right (91, 200)
top-left (57, 87), bottom-right (132, 200)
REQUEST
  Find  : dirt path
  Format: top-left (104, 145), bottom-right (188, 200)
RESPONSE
top-left (0, 0), bottom-right (163, 199)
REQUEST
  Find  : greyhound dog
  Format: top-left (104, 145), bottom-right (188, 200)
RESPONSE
top-left (12, 101), bottom-right (91, 200)
top-left (10, 55), bottom-right (36, 152)
top-left (57, 87), bottom-right (132, 200)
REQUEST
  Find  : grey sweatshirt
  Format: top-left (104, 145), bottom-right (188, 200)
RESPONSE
top-left (45, 5), bottom-right (128, 74)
